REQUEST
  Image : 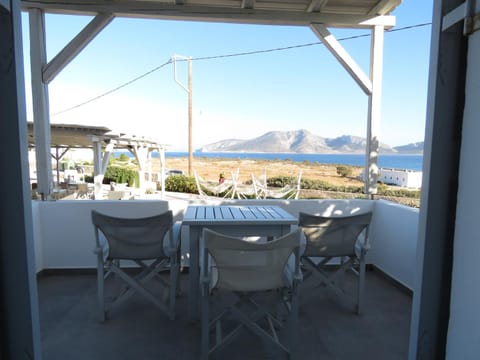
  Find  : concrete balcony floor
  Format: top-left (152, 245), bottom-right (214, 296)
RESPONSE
top-left (38, 269), bottom-right (412, 359)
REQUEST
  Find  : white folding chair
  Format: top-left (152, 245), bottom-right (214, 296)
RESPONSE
top-left (91, 210), bottom-right (179, 321)
top-left (194, 170), bottom-right (236, 199)
top-left (200, 228), bottom-right (302, 359)
top-left (298, 211), bottom-right (372, 314)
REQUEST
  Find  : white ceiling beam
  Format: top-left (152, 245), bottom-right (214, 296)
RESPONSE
top-left (1, 0), bottom-right (10, 11)
top-left (21, 1), bottom-right (396, 29)
top-left (306, 0), bottom-right (328, 13)
top-left (310, 23), bottom-right (372, 95)
top-left (42, 13), bottom-right (114, 84)
top-left (441, 2), bottom-right (466, 31)
top-left (241, 0), bottom-right (255, 9)
top-left (368, 0), bottom-right (402, 16)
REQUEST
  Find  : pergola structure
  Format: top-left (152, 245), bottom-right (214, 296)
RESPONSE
top-left (27, 122), bottom-right (168, 199)
top-left (20, 0), bottom-right (401, 200)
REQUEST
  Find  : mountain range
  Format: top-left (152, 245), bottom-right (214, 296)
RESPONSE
top-left (198, 130), bottom-right (423, 154)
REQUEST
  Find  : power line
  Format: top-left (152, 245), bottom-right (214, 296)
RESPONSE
top-left (193, 22), bottom-right (432, 61)
top-left (51, 59), bottom-right (172, 116)
top-left (51, 22), bottom-right (431, 117)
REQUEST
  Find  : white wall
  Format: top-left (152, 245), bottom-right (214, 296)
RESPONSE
top-left (32, 200), bottom-right (170, 270)
top-left (32, 198), bottom-right (419, 291)
top-left (368, 200), bottom-right (419, 290)
top-left (446, 27), bottom-right (480, 359)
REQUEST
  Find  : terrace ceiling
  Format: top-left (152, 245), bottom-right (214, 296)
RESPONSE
top-left (21, 0), bottom-right (401, 27)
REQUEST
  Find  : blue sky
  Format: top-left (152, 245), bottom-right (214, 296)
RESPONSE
top-left (22, 0), bottom-right (433, 151)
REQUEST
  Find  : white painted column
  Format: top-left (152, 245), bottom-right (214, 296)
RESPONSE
top-left (130, 145), bottom-right (149, 190)
top-left (147, 151), bottom-right (152, 182)
top-left (0, 0), bottom-right (42, 357)
top-left (159, 146), bottom-right (166, 199)
top-left (29, 9), bottom-right (52, 200)
top-left (92, 138), bottom-right (103, 199)
top-left (365, 25), bottom-right (384, 196)
top-left (310, 24), bottom-right (385, 195)
top-left (91, 137), bottom-right (114, 199)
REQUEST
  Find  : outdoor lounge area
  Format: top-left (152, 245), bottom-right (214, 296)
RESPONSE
top-left (4, 0), bottom-right (480, 358)
top-left (33, 197), bottom-right (417, 359)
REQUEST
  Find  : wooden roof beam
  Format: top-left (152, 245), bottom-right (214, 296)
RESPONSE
top-left (21, 0), bottom-right (397, 29)
top-left (241, 0), bottom-right (255, 9)
top-left (368, 0), bottom-right (402, 16)
top-left (1, 0), bottom-right (10, 11)
top-left (306, 0), bottom-right (328, 13)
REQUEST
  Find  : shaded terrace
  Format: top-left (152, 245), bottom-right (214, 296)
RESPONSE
top-left (32, 197), bottom-right (417, 358)
top-left (7, 0), bottom-right (478, 359)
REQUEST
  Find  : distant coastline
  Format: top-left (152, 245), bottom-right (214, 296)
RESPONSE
top-left (162, 152), bottom-right (424, 171)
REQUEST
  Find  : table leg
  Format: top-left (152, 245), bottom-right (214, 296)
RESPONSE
top-left (188, 226), bottom-right (201, 321)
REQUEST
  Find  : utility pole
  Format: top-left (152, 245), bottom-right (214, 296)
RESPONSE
top-left (188, 57), bottom-right (193, 176)
top-left (173, 54), bottom-right (193, 175)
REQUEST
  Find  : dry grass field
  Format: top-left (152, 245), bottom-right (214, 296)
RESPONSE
top-left (161, 156), bottom-right (421, 207)
top-left (164, 156), bottom-right (365, 187)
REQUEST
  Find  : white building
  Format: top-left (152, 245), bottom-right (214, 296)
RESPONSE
top-left (379, 168), bottom-right (422, 188)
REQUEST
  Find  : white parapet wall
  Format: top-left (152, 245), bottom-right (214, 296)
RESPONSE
top-left (31, 200), bottom-right (170, 271)
top-left (368, 200), bottom-right (419, 290)
top-left (31, 198), bottom-right (418, 291)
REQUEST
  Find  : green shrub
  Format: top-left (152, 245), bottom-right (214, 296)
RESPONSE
top-left (336, 165), bottom-right (353, 177)
top-left (267, 176), bottom-right (296, 187)
top-left (118, 153), bottom-right (130, 162)
top-left (377, 187), bottom-right (420, 198)
top-left (165, 175), bottom-right (198, 194)
top-left (103, 166), bottom-right (139, 187)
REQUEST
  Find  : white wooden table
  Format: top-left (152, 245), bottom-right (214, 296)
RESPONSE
top-left (182, 205), bottom-right (297, 320)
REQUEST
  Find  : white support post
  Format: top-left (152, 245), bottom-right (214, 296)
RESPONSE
top-left (91, 137), bottom-right (114, 199)
top-left (0, 1), bottom-right (42, 357)
top-left (130, 145), bottom-right (149, 190)
top-left (147, 151), bottom-right (152, 182)
top-left (365, 25), bottom-right (384, 196)
top-left (92, 138), bottom-right (103, 199)
top-left (159, 147), bottom-right (166, 199)
top-left (101, 142), bottom-right (114, 174)
top-left (29, 9), bottom-right (52, 200)
top-left (310, 23), bottom-right (385, 196)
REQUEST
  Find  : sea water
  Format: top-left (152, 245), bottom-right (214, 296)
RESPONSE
top-left (164, 152), bottom-right (423, 171)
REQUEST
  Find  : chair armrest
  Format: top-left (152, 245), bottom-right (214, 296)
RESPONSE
top-left (200, 272), bottom-right (212, 295)
top-left (163, 222), bottom-right (182, 257)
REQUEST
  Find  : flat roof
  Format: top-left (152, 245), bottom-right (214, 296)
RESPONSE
top-left (27, 122), bottom-right (167, 150)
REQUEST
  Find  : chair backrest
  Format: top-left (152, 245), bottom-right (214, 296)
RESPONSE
top-left (203, 228), bottom-right (302, 292)
top-left (298, 212), bottom-right (372, 257)
top-left (91, 210), bottom-right (173, 260)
